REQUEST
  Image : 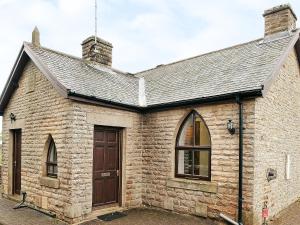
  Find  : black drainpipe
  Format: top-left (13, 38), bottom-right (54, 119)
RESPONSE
top-left (221, 94), bottom-right (244, 225)
top-left (237, 94), bottom-right (244, 225)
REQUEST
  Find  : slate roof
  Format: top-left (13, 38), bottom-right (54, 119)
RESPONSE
top-left (136, 32), bottom-right (299, 106)
top-left (0, 31), bottom-right (299, 113)
top-left (25, 42), bottom-right (140, 106)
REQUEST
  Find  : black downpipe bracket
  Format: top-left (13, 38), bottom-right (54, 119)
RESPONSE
top-left (237, 95), bottom-right (244, 225)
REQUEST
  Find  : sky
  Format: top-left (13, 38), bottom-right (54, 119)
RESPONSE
top-left (0, 0), bottom-right (300, 131)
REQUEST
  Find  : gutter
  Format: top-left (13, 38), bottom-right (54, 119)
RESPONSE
top-left (1, 86), bottom-right (262, 117)
top-left (67, 91), bottom-right (142, 112)
top-left (143, 89), bottom-right (262, 112)
top-left (66, 88), bottom-right (262, 113)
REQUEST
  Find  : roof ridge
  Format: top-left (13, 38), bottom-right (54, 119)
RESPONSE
top-left (24, 41), bottom-right (130, 76)
top-left (135, 37), bottom-right (266, 75)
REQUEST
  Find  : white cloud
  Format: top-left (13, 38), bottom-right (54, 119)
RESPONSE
top-left (0, 0), bottom-right (300, 130)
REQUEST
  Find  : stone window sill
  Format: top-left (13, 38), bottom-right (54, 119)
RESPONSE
top-left (39, 176), bottom-right (60, 189)
top-left (166, 178), bottom-right (217, 193)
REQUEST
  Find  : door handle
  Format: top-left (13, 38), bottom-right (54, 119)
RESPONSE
top-left (13, 161), bottom-right (16, 167)
top-left (117, 170), bottom-right (120, 177)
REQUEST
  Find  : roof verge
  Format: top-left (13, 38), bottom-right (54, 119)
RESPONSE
top-left (262, 30), bottom-right (300, 96)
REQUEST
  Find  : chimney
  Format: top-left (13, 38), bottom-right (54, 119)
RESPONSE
top-left (81, 36), bottom-right (113, 67)
top-left (263, 4), bottom-right (297, 36)
top-left (32, 26), bottom-right (40, 47)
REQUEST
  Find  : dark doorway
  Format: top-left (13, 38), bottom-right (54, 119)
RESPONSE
top-left (93, 126), bottom-right (121, 207)
top-left (12, 129), bottom-right (22, 195)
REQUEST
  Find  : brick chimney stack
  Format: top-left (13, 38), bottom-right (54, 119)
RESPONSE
top-left (81, 36), bottom-right (113, 67)
top-left (263, 4), bottom-right (297, 36)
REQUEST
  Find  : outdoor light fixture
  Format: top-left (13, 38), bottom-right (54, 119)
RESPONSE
top-left (10, 113), bottom-right (16, 123)
top-left (227, 120), bottom-right (235, 135)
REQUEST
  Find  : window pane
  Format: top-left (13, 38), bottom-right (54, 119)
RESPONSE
top-left (48, 141), bottom-right (57, 163)
top-left (54, 165), bottom-right (58, 175)
top-left (177, 150), bottom-right (193, 175)
top-left (48, 165), bottom-right (53, 175)
top-left (47, 139), bottom-right (58, 177)
top-left (194, 151), bottom-right (209, 177)
top-left (53, 145), bottom-right (57, 162)
top-left (195, 120), bottom-right (200, 146)
top-left (195, 116), bottom-right (211, 146)
top-left (178, 114), bottom-right (194, 146)
top-left (200, 122), bottom-right (210, 146)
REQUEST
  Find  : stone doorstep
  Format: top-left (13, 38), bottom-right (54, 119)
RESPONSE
top-left (73, 206), bottom-right (127, 225)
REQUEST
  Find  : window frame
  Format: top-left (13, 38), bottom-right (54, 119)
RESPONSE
top-left (46, 139), bottom-right (58, 178)
top-left (175, 111), bottom-right (212, 181)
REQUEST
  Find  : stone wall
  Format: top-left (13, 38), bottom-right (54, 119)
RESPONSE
top-left (0, 142), bottom-right (2, 186)
top-left (2, 47), bottom-right (299, 225)
top-left (253, 49), bottom-right (300, 224)
top-left (142, 101), bottom-right (256, 224)
top-left (1, 58), bottom-right (257, 224)
top-left (263, 4), bottom-right (297, 36)
top-left (66, 101), bottom-right (143, 223)
top-left (81, 36), bottom-right (113, 67)
top-left (1, 60), bottom-right (74, 221)
top-left (1, 60), bottom-right (143, 223)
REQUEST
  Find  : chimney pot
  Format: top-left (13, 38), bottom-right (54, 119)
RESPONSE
top-left (81, 36), bottom-right (113, 67)
top-left (263, 4), bottom-right (297, 36)
top-left (32, 26), bottom-right (40, 47)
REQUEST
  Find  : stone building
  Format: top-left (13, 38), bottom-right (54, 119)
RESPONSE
top-left (0, 4), bottom-right (300, 225)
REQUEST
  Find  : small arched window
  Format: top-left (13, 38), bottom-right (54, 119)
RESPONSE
top-left (47, 139), bottom-right (57, 178)
top-left (176, 111), bottom-right (211, 180)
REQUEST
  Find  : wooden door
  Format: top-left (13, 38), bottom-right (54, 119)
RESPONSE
top-left (93, 126), bottom-right (121, 207)
top-left (12, 129), bottom-right (22, 195)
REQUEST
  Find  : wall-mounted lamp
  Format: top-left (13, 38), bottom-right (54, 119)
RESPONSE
top-left (10, 113), bottom-right (16, 123)
top-left (227, 120), bottom-right (235, 135)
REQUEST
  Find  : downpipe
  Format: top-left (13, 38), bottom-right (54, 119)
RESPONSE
top-left (220, 95), bottom-right (244, 225)
top-left (220, 213), bottom-right (239, 225)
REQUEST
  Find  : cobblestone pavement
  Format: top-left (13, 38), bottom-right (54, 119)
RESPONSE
top-left (269, 200), bottom-right (300, 225)
top-left (0, 196), bottom-right (66, 225)
top-left (79, 208), bottom-right (217, 225)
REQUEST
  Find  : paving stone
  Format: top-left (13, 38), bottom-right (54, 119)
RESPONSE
top-left (79, 208), bottom-right (218, 225)
top-left (0, 196), bottom-right (66, 225)
top-left (269, 200), bottom-right (300, 225)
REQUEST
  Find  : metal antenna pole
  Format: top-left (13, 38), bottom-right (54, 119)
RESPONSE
top-left (95, 0), bottom-right (98, 44)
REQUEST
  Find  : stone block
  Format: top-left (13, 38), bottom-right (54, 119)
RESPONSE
top-left (64, 204), bottom-right (82, 218)
top-left (42, 196), bottom-right (48, 210)
top-left (39, 176), bottom-right (60, 189)
top-left (163, 198), bottom-right (174, 210)
top-left (195, 202), bottom-right (208, 218)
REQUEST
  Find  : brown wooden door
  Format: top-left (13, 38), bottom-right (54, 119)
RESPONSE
top-left (93, 127), bottom-right (120, 207)
top-left (12, 129), bottom-right (22, 195)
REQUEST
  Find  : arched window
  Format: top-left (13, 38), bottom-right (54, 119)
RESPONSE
top-left (47, 139), bottom-right (57, 178)
top-left (176, 111), bottom-right (211, 180)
